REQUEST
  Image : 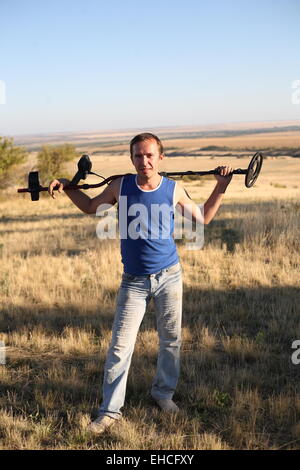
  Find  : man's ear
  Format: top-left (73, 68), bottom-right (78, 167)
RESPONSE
top-left (159, 153), bottom-right (165, 160)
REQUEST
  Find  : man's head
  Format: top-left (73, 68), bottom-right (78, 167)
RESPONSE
top-left (130, 133), bottom-right (164, 179)
top-left (130, 133), bottom-right (164, 158)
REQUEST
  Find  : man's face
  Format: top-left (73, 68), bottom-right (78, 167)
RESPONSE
top-left (131, 139), bottom-right (164, 178)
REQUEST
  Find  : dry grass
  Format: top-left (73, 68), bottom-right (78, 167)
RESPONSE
top-left (85, 129), bottom-right (300, 154)
top-left (0, 148), bottom-right (300, 450)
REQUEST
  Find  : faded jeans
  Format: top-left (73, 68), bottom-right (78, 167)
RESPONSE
top-left (98, 262), bottom-right (183, 419)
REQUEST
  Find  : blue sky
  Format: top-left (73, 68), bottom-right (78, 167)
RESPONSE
top-left (1, 0), bottom-right (300, 135)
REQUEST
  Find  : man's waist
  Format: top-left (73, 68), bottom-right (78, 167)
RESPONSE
top-left (124, 262), bottom-right (181, 278)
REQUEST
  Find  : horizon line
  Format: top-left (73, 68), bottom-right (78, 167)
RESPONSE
top-left (6, 117), bottom-right (300, 139)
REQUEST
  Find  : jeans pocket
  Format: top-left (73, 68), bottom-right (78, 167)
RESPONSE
top-left (166, 263), bottom-right (182, 275)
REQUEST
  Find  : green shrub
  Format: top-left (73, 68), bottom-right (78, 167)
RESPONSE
top-left (37, 144), bottom-right (78, 185)
top-left (0, 136), bottom-right (27, 188)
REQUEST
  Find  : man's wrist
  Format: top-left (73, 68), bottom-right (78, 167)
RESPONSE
top-left (216, 181), bottom-right (228, 193)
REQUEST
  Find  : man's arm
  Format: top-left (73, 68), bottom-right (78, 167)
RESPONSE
top-left (175, 183), bottom-right (205, 224)
top-left (175, 165), bottom-right (233, 225)
top-left (48, 177), bottom-right (121, 214)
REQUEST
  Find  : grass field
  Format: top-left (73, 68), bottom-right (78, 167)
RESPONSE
top-left (0, 129), bottom-right (300, 449)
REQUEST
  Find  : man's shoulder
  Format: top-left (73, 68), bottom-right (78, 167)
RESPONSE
top-left (173, 180), bottom-right (191, 205)
top-left (113, 173), bottom-right (137, 199)
top-left (107, 176), bottom-right (124, 201)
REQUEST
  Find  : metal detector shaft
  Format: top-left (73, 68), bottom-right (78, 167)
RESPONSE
top-left (17, 152), bottom-right (263, 200)
top-left (17, 173), bottom-right (129, 196)
top-left (17, 169), bottom-right (245, 197)
top-left (159, 169), bottom-right (247, 177)
top-left (17, 183), bottom-right (96, 195)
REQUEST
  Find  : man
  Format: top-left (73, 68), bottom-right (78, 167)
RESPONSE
top-left (48, 133), bottom-right (233, 434)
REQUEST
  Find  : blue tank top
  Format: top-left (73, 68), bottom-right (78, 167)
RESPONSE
top-left (118, 174), bottom-right (179, 275)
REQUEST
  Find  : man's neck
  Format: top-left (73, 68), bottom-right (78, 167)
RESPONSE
top-left (136, 173), bottom-right (162, 189)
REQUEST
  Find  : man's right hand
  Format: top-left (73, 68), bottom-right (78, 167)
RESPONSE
top-left (48, 178), bottom-right (70, 199)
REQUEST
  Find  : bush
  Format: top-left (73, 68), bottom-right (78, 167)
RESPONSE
top-left (37, 144), bottom-right (78, 185)
top-left (181, 174), bottom-right (215, 183)
top-left (0, 136), bottom-right (27, 189)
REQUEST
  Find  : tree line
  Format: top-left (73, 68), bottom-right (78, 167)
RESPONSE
top-left (0, 136), bottom-right (78, 190)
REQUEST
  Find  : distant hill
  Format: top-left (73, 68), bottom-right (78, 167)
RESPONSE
top-left (10, 120), bottom-right (300, 152)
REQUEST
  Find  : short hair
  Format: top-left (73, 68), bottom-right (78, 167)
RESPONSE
top-left (130, 133), bottom-right (164, 157)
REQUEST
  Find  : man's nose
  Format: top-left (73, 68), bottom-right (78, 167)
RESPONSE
top-left (141, 155), bottom-right (148, 165)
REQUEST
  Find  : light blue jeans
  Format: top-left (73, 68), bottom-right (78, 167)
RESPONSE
top-left (98, 262), bottom-right (183, 419)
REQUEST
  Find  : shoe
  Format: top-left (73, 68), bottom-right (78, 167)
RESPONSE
top-left (154, 398), bottom-right (179, 413)
top-left (88, 415), bottom-right (116, 434)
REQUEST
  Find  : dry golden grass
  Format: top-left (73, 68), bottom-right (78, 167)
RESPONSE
top-left (161, 130), bottom-right (300, 151)
top-left (0, 145), bottom-right (300, 449)
top-left (82, 129), bottom-right (300, 154)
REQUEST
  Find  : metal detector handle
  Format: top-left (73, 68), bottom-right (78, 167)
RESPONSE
top-left (70, 154), bottom-right (92, 185)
